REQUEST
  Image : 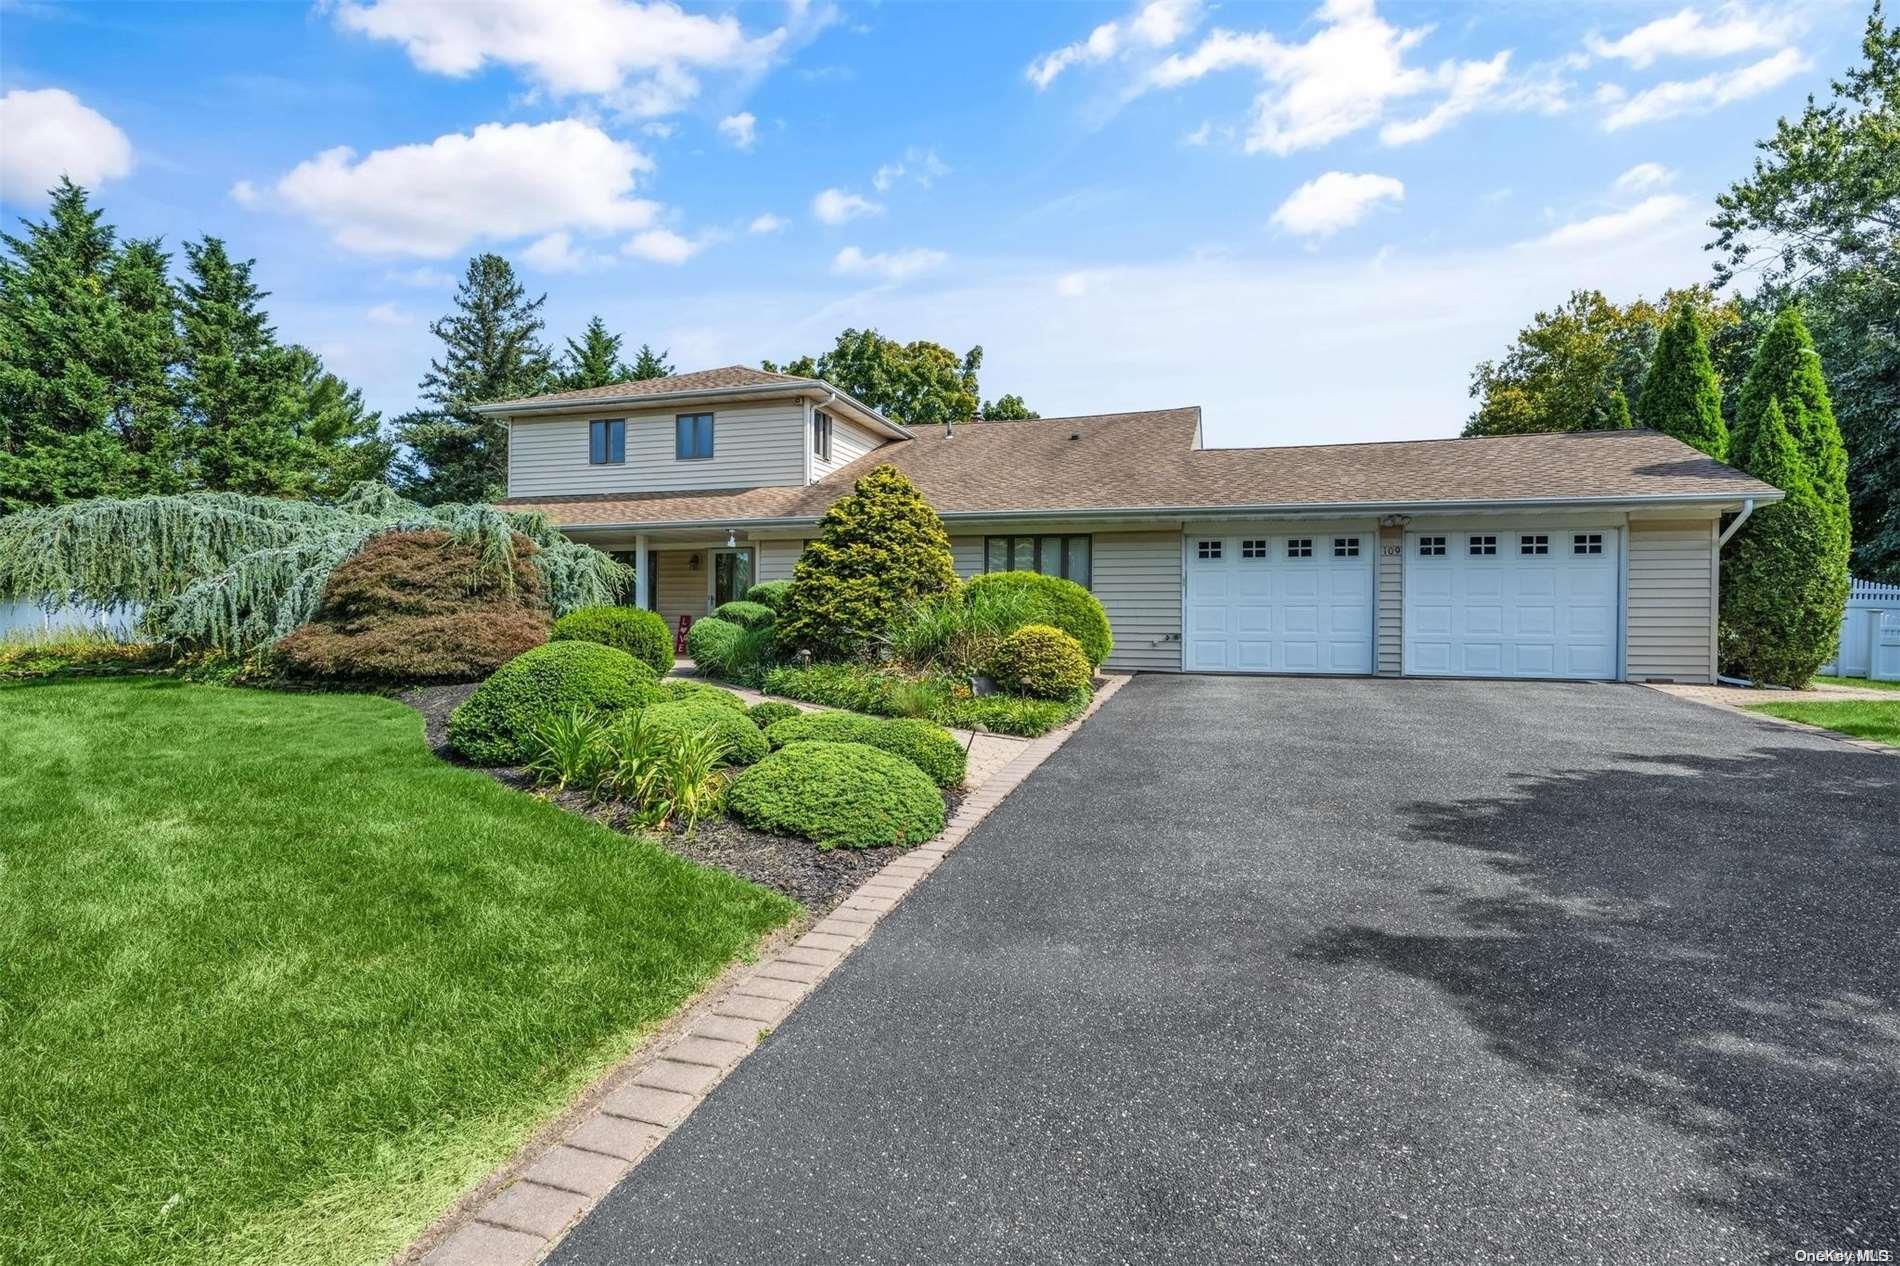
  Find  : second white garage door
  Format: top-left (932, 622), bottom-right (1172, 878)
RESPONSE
top-left (1403, 528), bottom-right (1619, 679)
top-left (1185, 532), bottom-right (1374, 673)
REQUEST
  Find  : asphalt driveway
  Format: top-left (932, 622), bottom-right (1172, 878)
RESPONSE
top-left (551, 676), bottom-right (1900, 1264)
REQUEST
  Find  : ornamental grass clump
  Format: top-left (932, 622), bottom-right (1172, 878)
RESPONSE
top-left (962, 571), bottom-right (1112, 667)
top-left (726, 741), bottom-right (945, 849)
top-left (448, 641), bottom-right (664, 766)
top-left (550, 605), bottom-right (674, 674)
top-left (764, 711), bottom-right (967, 787)
top-left (991, 623), bottom-right (1092, 699)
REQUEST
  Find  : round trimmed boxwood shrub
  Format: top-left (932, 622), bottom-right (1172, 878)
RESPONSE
top-left (747, 701), bottom-right (803, 730)
top-left (764, 711), bottom-right (966, 787)
top-left (685, 616), bottom-right (745, 677)
top-left (660, 678), bottom-right (749, 710)
top-left (727, 741), bottom-right (945, 849)
top-left (745, 580), bottom-right (792, 612)
top-left (549, 605), bottom-right (673, 674)
top-left (991, 623), bottom-right (1091, 700)
top-left (963, 571), bottom-right (1112, 667)
top-left (711, 600), bottom-right (775, 630)
top-left (637, 699), bottom-right (769, 766)
top-left (448, 641), bottom-right (664, 766)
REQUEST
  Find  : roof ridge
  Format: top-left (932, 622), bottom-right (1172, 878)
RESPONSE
top-left (1196, 426), bottom-right (1676, 456)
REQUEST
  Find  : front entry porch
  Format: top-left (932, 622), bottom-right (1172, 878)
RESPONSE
top-left (570, 526), bottom-right (778, 642)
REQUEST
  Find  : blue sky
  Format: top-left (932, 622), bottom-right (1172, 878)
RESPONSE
top-left (0, 0), bottom-right (1873, 446)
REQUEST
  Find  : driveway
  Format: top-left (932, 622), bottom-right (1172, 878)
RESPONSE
top-left (551, 676), bottom-right (1900, 1264)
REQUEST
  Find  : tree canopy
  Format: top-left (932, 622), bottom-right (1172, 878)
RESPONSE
top-left (765, 328), bottom-right (1034, 425)
top-left (556, 316), bottom-right (634, 391)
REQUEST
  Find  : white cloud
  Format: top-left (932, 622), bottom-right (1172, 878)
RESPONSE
top-left (748, 212), bottom-right (788, 234)
top-left (1270, 171), bottom-right (1405, 239)
top-left (523, 231), bottom-right (605, 272)
top-left (1538, 194), bottom-right (1689, 248)
top-left (832, 245), bottom-right (947, 283)
top-left (872, 146), bottom-right (950, 193)
top-left (384, 266), bottom-right (457, 287)
top-left (365, 301), bottom-right (410, 325)
top-left (812, 187), bottom-right (882, 224)
top-left (624, 227), bottom-right (704, 264)
top-left (1602, 46), bottom-right (1808, 129)
top-left (1613, 161), bottom-right (1675, 192)
top-left (1027, 0), bottom-right (1201, 89)
top-left (718, 111), bottom-right (757, 149)
top-left (642, 121), bottom-right (677, 139)
top-left (1142, 0), bottom-right (1555, 156)
top-left (332, 0), bottom-right (787, 118)
top-left (1056, 269), bottom-right (1114, 297)
top-left (265, 119), bottom-right (658, 257)
top-left (1585, 7), bottom-right (1796, 69)
top-left (0, 88), bottom-right (134, 203)
top-left (229, 179), bottom-right (263, 209)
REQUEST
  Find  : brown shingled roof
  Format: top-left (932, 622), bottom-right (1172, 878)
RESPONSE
top-left (498, 408), bottom-right (1780, 528)
top-left (484, 365), bottom-right (810, 411)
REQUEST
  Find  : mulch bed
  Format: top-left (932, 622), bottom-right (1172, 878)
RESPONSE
top-left (397, 683), bottom-right (957, 914)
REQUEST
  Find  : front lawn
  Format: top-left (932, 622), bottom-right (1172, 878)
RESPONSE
top-left (0, 678), bottom-right (797, 1266)
top-left (1745, 699), bottom-right (1900, 747)
top-left (1814, 674), bottom-right (1900, 692)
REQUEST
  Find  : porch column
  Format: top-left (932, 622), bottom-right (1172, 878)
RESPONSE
top-left (632, 533), bottom-right (649, 609)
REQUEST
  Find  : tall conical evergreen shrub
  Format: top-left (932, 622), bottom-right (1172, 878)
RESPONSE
top-left (776, 464), bottom-right (958, 657)
top-left (1720, 397), bottom-right (1850, 685)
top-left (1734, 307), bottom-right (1849, 537)
top-left (1635, 303), bottom-right (1727, 458)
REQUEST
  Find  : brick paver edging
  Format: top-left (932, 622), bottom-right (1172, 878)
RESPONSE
top-left (1645, 683), bottom-right (1899, 758)
top-left (409, 674), bottom-right (1134, 1266)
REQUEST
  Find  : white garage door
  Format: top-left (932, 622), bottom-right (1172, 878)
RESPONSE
top-left (1403, 529), bottom-right (1619, 679)
top-left (1185, 532), bottom-right (1374, 674)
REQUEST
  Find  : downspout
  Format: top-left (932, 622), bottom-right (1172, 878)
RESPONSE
top-left (1715, 498), bottom-right (1757, 686)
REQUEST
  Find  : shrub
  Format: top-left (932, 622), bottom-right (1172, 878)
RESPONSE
top-left (660, 678), bottom-right (749, 710)
top-left (775, 465), bottom-right (958, 657)
top-left (991, 623), bottom-right (1092, 699)
top-left (711, 600), bottom-right (775, 630)
top-left (447, 641), bottom-right (664, 766)
top-left (727, 741), bottom-right (945, 849)
top-left (594, 710), bottom-right (730, 829)
top-left (275, 530), bottom-right (550, 683)
top-left (685, 616), bottom-right (746, 676)
top-left (525, 708), bottom-right (613, 791)
top-left (549, 605), bottom-right (673, 674)
top-left (963, 571), bottom-right (1112, 667)
top-left (943, 692), bottom-right (1087, 738)
top-left (765, 712), bottom-right (966, 787)
top-left (747, 701), bottom-right (803, 730)
top-left (760, 662), bottom-right (951, 718)
top-left (883, 584), bottom-right (1034, 677)
top-left (745, 579), bottom-right (792, 612)
top-left (636, 700), bottom-right (769, 766)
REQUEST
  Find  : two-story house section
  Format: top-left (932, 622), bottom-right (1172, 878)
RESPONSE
top-left (482, 365), bottom-right (1780, 684)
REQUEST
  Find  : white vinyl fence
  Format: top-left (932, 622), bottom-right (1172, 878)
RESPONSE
top-left (1819, 578), bottom-right (1900, 682)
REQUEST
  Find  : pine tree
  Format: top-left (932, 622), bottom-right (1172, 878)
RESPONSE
top-left (283, 346), bottom-right (394, 496)
top-left (1735, 307), bottom-right (1850, 540)
top-left (558, 316), bottom-right (633, 390)
top-left (628, 343), bottom-right (674, 380)
top-left (1604, 385), bottom-right (1633, 429)
top-left (104, 239), bottom-right (187, 494)
top-left (1634, 302), bottom-right (1727, 457)
top-left (395, 254), bottom-right (552, 503)
top-left (1720, 398), bottom-right (1849, 685)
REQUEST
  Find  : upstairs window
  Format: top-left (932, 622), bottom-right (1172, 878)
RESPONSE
top-left (1573, 532), bottom-right (1605, 555)
top-left (589, 419), bottom-right (625, 465)
top-left (986, 535), bottom-right (1092, 587)
top-left (813, 410), bottom-right (833, 462)
top-left (1469, 534), bottom-right (1498, 556)
top-left (1520, 534), bottom-right (1550, 555)
top-left (1333, 537), bottom-right (1361, 558)
top-left (1418, 535), bottom-right (1447, 556)
top-left (676, 412), bottom-right (715, 461)
top-left (1287, 538), bottom-right (1314, 558)
top-left (1241, 539), bottom-right (1268, 559)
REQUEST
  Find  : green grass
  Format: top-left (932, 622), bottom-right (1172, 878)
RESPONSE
top-left (1744, 699), bottom-right (1900, 747)
top-left (0, 678), bottom-right (797, 1266)
top-left (1813, 674), bottom-right (1900, 692)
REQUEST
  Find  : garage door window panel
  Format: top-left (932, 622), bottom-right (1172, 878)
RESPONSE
top-left (1418, 536), bottom-right (1447, 557)
top-left (1287, 538), bottom-right (1313, 558)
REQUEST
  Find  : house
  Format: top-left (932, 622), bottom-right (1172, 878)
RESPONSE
top-left (483, 366), bottom-right (1782, 685)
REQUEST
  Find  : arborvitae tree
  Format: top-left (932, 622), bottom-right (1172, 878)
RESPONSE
top-left (1735, 307), bottom-right (1850, 541)
top-left (1604, 385), bottom-right (1633, 430)
top-left (628, 343), bottom-right (675, 380)
top-left (1720, 397), bottom-right (1850, 685)
top-left (558, 316), bottom-right (633, 390)
top-left (394, 254), bottom-right (553, 504)
top-left (981, 393), bottom-right (1040, 420)
top-left (1635, 302), bottom-right (1727, 457)
top-left (776, 464), bottom-right (958, 657)
top-left (177, 238), bottom-right (305, 493)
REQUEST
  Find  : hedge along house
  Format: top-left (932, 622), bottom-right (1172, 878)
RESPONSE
top-left (484, 366), bottom-right (1782, 684)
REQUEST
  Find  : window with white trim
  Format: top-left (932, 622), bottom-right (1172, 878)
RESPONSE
top-left (1572, 532), bottom-right (1604, 555)
top-left (1196, 539), bottom-right (1222, 560)
top-left (1469, 534), bottom-right (1498, 556)
top-left (1418, 535), bottom-right (1447, 556)
top-left (1333, 536), bottom-right (1361, 558)
top-left (1287, 538), bottom-right (1313, 558)
top-left (1519, 534), bottom-right (1549, 555)
top-left (1241, 539), bottom-right (1268, 559)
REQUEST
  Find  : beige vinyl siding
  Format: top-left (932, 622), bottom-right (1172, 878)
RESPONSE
top-left (949, 531), bottom-right (1183, 673)
top-left (1625, 518), bottom-right (1718, 683)
top-left (654, 550), bottom-right (708, 633)
top-left (756, 538), bottom-right (804, 583)
top-left (813, 414), bottom-right (884, 479)
top-left (1376, 525), bottom-right (1403, 676)
top-left (507, 400), bottom-right (807, 498)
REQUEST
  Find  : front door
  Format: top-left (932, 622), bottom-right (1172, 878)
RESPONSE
top-left (711, 548), bottom-right (754, 610)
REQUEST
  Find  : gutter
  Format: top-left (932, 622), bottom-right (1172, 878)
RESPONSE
top-left (473, 382), bottom-right (910, 439)
top-left (1716, 497), bottom-right (1757, 547)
